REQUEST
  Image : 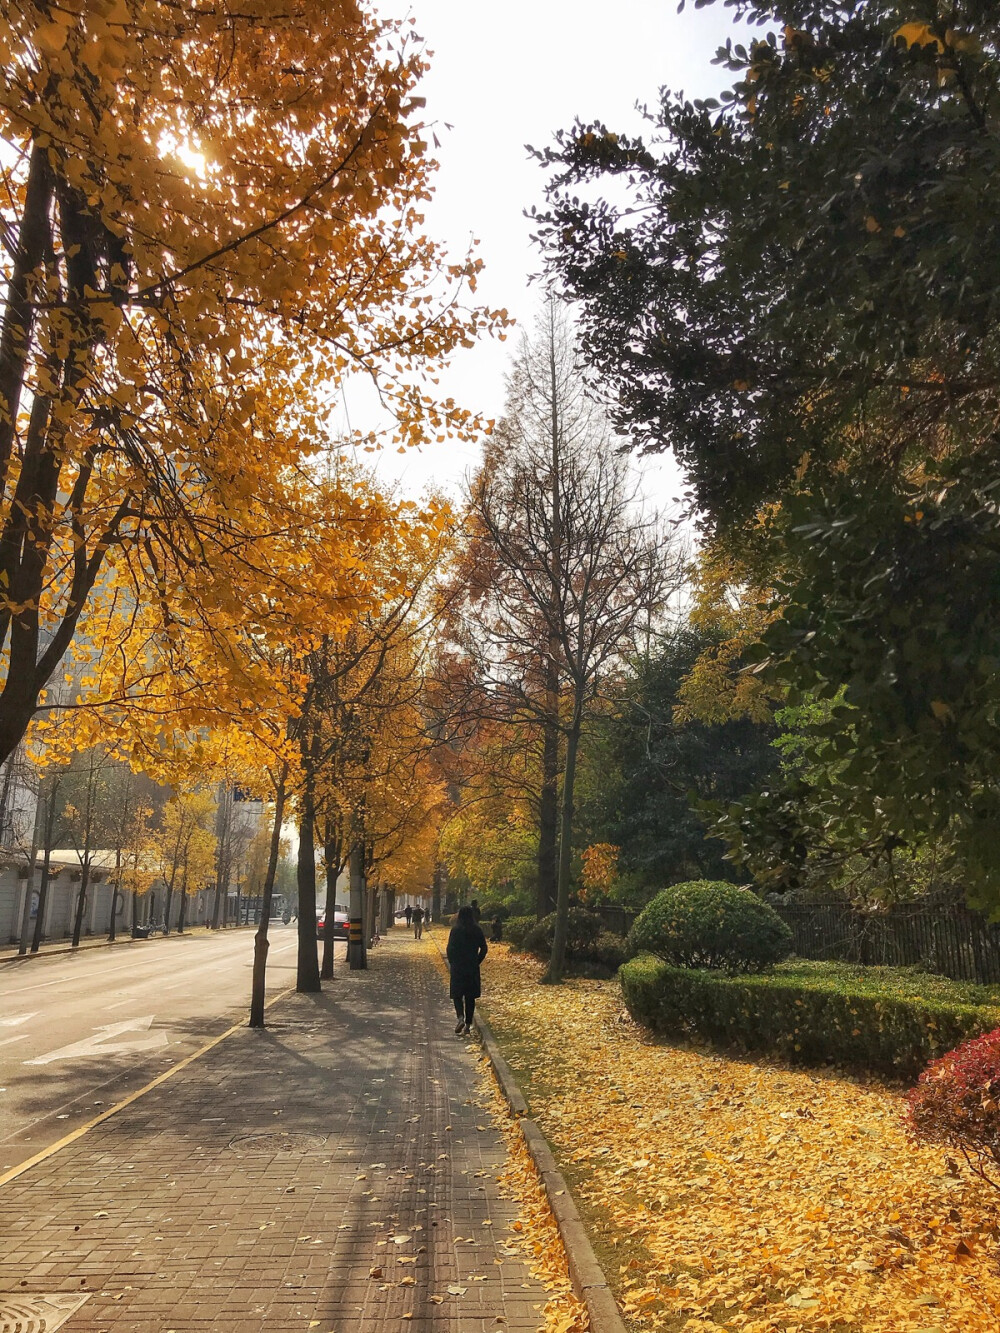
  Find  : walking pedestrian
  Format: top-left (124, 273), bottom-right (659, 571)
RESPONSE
top-left (404, 904), bottom-right (413, 928)
top-left (447, 905), bottom-right (488, 1035)
top-left (470, 898), bottom-right (481, 923)
top-left (412, 904), bottom-right (424, 939)
top-left (490, 915), bottom-right (503, 943)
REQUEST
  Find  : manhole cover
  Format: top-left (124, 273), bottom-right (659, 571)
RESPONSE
top-left (228, 1132), bottom-right (328, 1155)
top-left (0, 1292), bottom-right (90, 1332)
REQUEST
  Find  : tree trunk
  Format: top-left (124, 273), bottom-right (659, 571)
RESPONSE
top-left (30, 780), bottom-right (60, 953)
top-left (177, 880), bottom-right (187, 934)
top-left (250, 777), bottom-right (286, 1028)
top-left (17, 851), bottom-right (37, 956)
top-left (30, 849), bottom-right (53, 953)
top-left (295, 787), bottom-right (321, 993)
top-left (163, 882), bottom-right (174, 935)
top-left (71, 861), bottom-right (91, 949)
top-left (431, 864), bottom-right (442, 925)
top-left (211, 783), bottom-right (230, 929)
top-left (320, 831), bottom-right (341, 981)
top-left (366, 877), bottom-right (379, 945)
top-left (0, 141), bottom-right (52, 486)
top-left (108, 849), bottom-right (122, 942)
top-left (544, 714), bottom-right (581, 985)
top-left (347, 841), bottom-right (367, 970)
top-left (537, 702), bottom-right (559, 919)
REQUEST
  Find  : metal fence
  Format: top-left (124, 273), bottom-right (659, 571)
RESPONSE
top-left (594, 903), bottom-right (637, 938)
top-left (593, 899), bottom-right (1000, 986)
top-left (772, 903), bottom-right (1000, 986)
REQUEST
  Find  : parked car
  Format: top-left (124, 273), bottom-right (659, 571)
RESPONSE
top-left (316, 906), bottom-right (350, 940)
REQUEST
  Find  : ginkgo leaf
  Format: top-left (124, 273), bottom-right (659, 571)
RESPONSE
top-left (894, 21), bottom-right (945, 51)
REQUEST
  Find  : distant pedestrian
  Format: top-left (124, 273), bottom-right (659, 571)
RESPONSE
top-left (447, 905), bottom-right (488, 1035)
top-left (412, 905), bottom-right (424, 939)
top-left (491, 915), bottom-right (503, 943)
top-left (470, 898), bottom-right (481, 923)
top-left (404, 904), bottom-right (413, 927)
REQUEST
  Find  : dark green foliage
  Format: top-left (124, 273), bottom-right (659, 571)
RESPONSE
top-left (503, 915), bottom-right (536, 949)
top-left (523, 906), bottom-right (602, 957)
top-left (476, 899), bottom-right (513, 922)
top-left (533, 3), bottom-right (1000, 910)
top-left (708, 456), bottom-right (1000, 904)
top-left (534, 3), bottom-right (1000, 525)
top-left (576, 628), bottom-right (777, 897)
top-left (575, 930), bottom-right (628, 975)
top-left (516, 913), bottom-right (626, 976)
top-left (627, 880), bottom-right (792, 974)
top-left (621, 955), bottom-right (1000, 1079)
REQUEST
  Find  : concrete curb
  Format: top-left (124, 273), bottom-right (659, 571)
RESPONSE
top-left (474, 1007), bottom-right (628, 1333)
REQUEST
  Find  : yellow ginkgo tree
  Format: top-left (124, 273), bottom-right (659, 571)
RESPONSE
top-left (0, 0), bottom-right (502, 765)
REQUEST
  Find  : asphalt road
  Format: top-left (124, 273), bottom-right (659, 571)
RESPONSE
top-left (0, 923), bottom-right (334, 1172)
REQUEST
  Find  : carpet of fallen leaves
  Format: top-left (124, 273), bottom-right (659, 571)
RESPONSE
top-left (425, 934), bottom-right (589, 1333)
top-left (478, 1058), bottom-right (590, 1333)
top-left (481, 946), bottom-right (1000, 1333)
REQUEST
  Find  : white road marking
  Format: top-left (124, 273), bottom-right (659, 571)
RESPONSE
top-left (0, 934), bottom-right (264, 998)
top-left (0, 933), bottom-right (297, 1002)
top-left (0, 1035), bottom-right (28, 1049)
top-left (0, 1012), bottom-right (36, 1026)
top-left (26, 1015), bottom-right (169, 1066)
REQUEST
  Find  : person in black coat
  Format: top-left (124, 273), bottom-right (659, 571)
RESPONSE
top-left (446, 904), bottom-right (488, 1035)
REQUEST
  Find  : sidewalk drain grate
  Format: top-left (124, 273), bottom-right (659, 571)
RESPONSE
top-left (228, 1132), bottom-right (328, 1155)
top-left (0, 1292), bottom-right (90, 1332)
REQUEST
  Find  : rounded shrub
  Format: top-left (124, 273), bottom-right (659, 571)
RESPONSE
top-left (627, 880), bottom-right (792, 975)
top-left (906, 1027), bottom-right (1000, 1189)
top-left (522, 906), bottom-right (603, 959)
top-left (503, 915), bottom-right (536, 949)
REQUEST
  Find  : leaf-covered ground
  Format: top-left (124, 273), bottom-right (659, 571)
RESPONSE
top-left (482, 946), bottom-right (1000, 1333)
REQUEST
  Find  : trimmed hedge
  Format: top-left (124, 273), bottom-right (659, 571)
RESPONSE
top-left (620, 955), bottom-right (1000, 1079)
top-left (628, 880), bottom-right (792, 974)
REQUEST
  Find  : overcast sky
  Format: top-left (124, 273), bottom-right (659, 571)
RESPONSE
top-left (353, 0), bottom-right (747, 502)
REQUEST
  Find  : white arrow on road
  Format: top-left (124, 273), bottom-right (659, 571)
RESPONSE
top-left (0, 1012), bottom-right (37, 1027)
top-left (26, 1015), bottom-right (168, 1066)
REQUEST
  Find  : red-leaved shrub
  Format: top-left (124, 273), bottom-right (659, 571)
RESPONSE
top-left (906, 1027), bottom-right (1000, 1190)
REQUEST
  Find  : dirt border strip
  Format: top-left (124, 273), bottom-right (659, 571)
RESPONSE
top-left (426, 929), bottom-right (626, 1333)
top-left (0, 983), bottom-right (295, 1191)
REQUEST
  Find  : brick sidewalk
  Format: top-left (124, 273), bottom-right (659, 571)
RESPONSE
top-left (0, 933), bottom-right (549, 1332)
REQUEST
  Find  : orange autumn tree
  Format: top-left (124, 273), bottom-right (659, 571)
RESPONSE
top-left (291, 498), bottom-right (455, 983)
top-left (0, 1), bottom-right (502, 764)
